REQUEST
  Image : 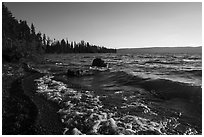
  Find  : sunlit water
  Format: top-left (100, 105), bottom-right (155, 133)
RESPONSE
top-left (34, 53), bottom-right (202, 135)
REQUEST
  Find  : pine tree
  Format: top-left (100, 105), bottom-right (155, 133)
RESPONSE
top-left (31, 23), bottom-right (35, 36)
top-left (43, 34), bottom-right (46, 46)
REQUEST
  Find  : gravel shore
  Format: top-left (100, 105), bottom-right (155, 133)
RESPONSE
top-left (2, 62), bottom-right (64, 135)
top-left (22, 73), bottom-right (64, 134)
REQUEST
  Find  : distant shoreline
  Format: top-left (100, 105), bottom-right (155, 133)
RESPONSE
top-left (117, 46), bottom-right (202, 54)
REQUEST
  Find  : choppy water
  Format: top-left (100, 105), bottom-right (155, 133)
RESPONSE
top-left (34, 53), bottom-right (202, 135)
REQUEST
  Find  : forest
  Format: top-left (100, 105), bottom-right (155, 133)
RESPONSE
top-left (2, 3), bottom-right (116, 62)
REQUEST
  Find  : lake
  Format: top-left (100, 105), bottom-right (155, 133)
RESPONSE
top-left (34, 53), bottom-right (202, 135)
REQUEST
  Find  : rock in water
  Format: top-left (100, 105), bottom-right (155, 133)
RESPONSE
top-left (91, 58), bottom-right (107, 67)
top-left (22, 62), bottom-right (39, 73)
top-left (67, 69), bottom-right (82, 77)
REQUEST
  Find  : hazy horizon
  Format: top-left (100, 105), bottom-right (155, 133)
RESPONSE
top-left (118, 45), bottom-right (202, 49)
top-left (4, 2), bottom-right (202, 48)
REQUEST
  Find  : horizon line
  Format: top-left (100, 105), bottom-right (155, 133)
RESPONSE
top-left (117, 45), bottom-right (202, 49)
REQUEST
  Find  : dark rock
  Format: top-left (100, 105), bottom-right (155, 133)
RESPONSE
top-left (66, 68), bottom-right (95, 77)
top-left (22, 63), bottom-right (39, 73)
top-left (67, 69), bottom-right (83, 77)
top-left (91, 58), bottom-right (107, 67)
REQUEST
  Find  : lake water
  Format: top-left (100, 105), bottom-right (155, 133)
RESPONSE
top-left (34, 53), bottom-right (202, 135)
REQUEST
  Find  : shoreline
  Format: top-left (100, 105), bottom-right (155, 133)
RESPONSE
top-left (2, 76), bottom-right (38, 134)
top-left (22, 73), bottom-right (64, 134)
top-left (2, 62), bottom-right (64, 135)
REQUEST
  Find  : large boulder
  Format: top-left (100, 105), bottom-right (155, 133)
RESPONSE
top-left (91, 58), bottom-right (107, 67)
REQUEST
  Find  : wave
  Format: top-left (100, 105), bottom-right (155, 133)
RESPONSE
top-left (102, 71), bottom-right (202, 104)
top-left (183, 69), bottom-right (202, 77)
top-left (144, 60), bottom-right (182, 65)
top-left (171, 69), bottom-right (202, 77)
top-left (139, 78), bottom-right (201, 101)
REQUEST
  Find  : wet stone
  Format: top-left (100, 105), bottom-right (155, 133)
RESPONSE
top-left (91, 58), bottom-right (107, 67)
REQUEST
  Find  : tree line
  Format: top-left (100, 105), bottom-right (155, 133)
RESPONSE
top-left (46, 39), bottom-right (116, 53)
top-left (2, 3), bottom-right (116, 61)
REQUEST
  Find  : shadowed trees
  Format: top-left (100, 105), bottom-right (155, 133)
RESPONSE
top-left (2, 3), bottom-right (45, 62)
top-left (2, 3), bottom-right (116, 62)
top-left (45, 40), bottom-right (116, 54)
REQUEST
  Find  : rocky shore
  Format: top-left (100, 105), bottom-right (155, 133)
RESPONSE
top-left (2, 57), bottom-right (109, 135)
top-left (22, 73), bottom-right (64, 134)
top-left (2, 61), bottom-right (64, 134)
top-left (2, 76), bottom-right (38, 134)
top-left (2, 63), bottom-right (38, 134)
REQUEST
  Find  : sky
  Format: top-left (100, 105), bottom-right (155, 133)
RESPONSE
top-left (4, 2), bottom-right (202, 49)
